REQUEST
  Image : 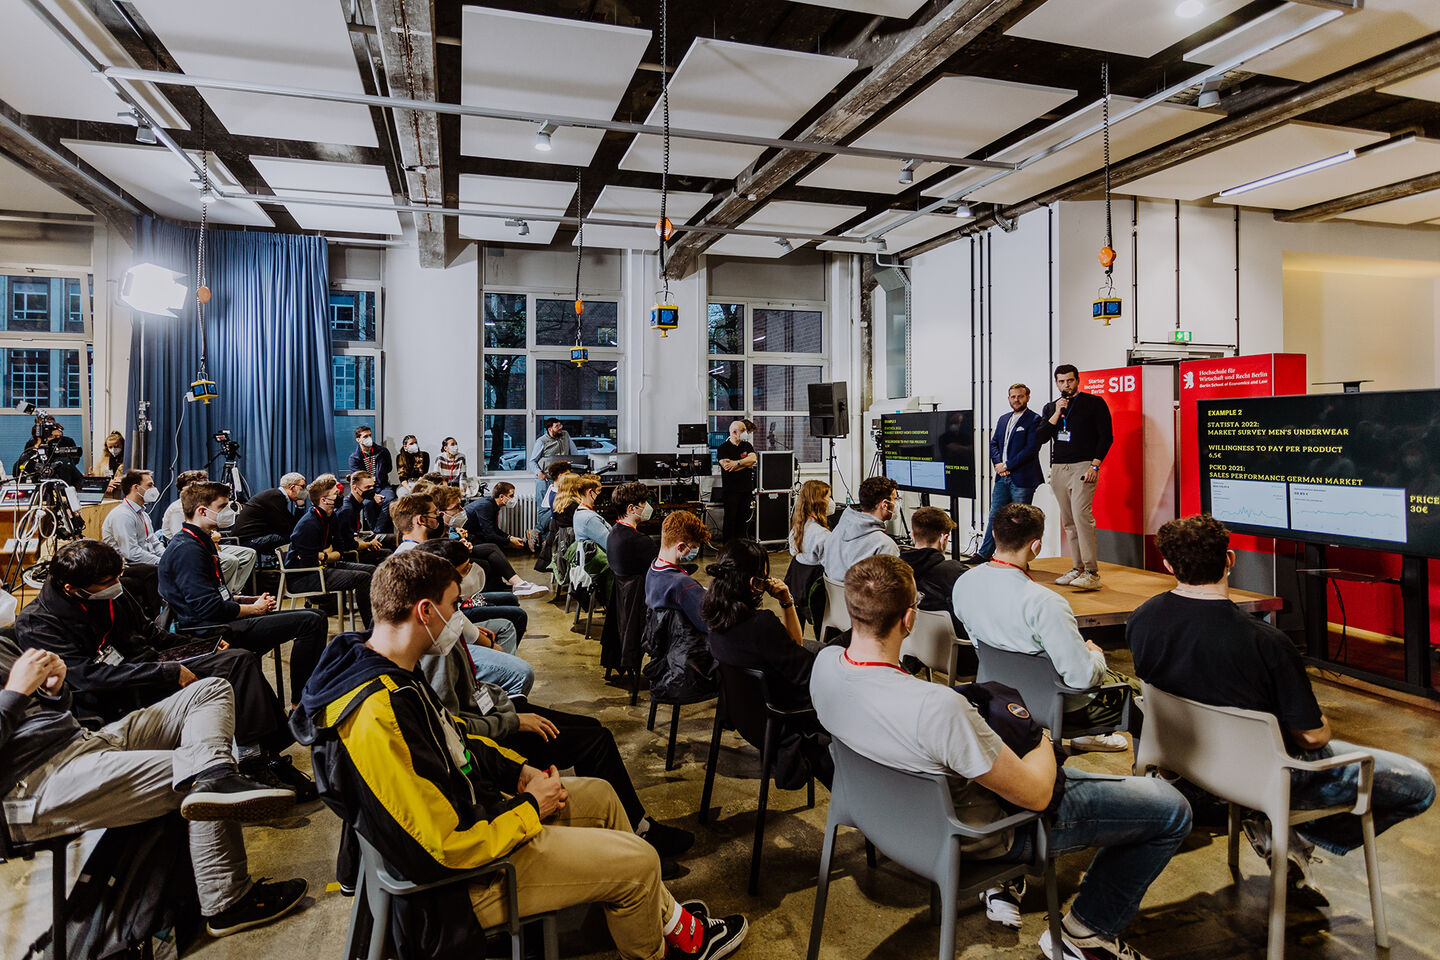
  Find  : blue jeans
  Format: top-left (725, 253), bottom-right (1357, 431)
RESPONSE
top-left (1289, 739), bottom-right (1435, 856)
top-left (978, 476), bottom-right (1036, 559)
top-left (1000, 770), bottom-right (1192, 939)
top-left (465, 638), bottom-right (533, 699)
top-left (461, 602), bottom-right (529, 647)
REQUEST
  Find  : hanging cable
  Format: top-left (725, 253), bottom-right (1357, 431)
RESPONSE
top-left (195, 112), bottom-right (212, 382)
top-left (656, 0), bottom-right (672, 303)
top-left (572, 168), bottom-right (588, 365)
top-left (1094, 62), bottom-right (1120, 325)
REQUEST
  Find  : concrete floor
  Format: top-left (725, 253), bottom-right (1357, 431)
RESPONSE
top-left (4, 552), bottom-right (1438, 960)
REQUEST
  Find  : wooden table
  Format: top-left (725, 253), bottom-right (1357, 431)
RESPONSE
top-left (1028, 557), bottom-right (1283, 628)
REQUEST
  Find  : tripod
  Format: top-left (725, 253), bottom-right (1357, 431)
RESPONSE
top-left (0, 478), bottom-right (86, 592)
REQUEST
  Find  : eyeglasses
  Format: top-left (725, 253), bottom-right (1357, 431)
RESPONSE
top-left (913, 592), bottom-right (924, 609)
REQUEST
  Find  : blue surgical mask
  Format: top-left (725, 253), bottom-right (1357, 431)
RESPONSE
top-left (682, 545), bottom-right (700, 562)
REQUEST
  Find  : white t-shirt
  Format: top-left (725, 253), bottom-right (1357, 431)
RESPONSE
top-left (161, 499), bottom-right (186, 538)
top-left (809, 644), bottom-right (1011, 857)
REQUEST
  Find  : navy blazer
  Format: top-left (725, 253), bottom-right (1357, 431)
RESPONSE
top-left (462, 496), bottom-right (509, 548)
top-left (288, 507), bottom-right (333, 569)
top-left (158, 523), bottom-right (240, 625)
top-left (988, 408), bottom-right (1045, 488)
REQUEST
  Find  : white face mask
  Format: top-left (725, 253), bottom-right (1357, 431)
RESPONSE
top-left (80, 582), bottom-right (124, 601)
top-left (446, 510), bottom-right (465, 528)
top-left (142, 486), bottom-right (160, 505)
top-left (405, 443), bottom-right (418, 454)
top-left (639, 501), bottom-right (654, 521)
top-left (359, 436), bottom-right (374, 448)
top-left (422, 605), bottom-right (478, 657)
top-left (823, 498), bottom-right (834, 515)
top-left (215, 506), bottom-right (237, 529)
top-left (446, 443), bottom-right (458, 454)
top-left (107, 445), bottom-right (122, 457)
top-left (739, 432), bottom-right (753, 443)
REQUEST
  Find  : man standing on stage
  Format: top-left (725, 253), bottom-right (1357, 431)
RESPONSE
top-left (530, 418), bottom-right (575, 504)
top-left (977, 383), bottom-right (1045, 561)
top-left (1036, 364), bottom-right (1111, 590)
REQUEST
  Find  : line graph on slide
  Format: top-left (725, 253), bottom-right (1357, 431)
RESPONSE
top-left (1210, 478), bottom-right (1288, 529)
top-left (1289, 484), bottom-right (1408, 543)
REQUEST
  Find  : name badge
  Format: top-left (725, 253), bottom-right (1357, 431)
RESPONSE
top-left (476, 687), bottom-right (495, 715)
top-left (3, 797), bottom-right (37, 825)
top-left (98, 646), bottom-right (124, 666)
top-left (219, 585), bottom-right (233, 602)
top-left (1056, 430), bottom-right (1072, 442)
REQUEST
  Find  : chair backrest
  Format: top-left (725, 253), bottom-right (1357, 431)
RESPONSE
top-left (973, 643), bottom-right (1067, 735)
top-left (717, 663), bottom-right (775, 750)
top-left (827, 739), bottom-right (961, 884)
top-left (820, 576), bottom-right (850, 633)
top-left (1135, 681), bottom-right (1291, 815)
top-left (901, 608), bottom-right (960, 678)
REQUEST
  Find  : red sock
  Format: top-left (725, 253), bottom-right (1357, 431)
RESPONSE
top-left (664, 905), bottom-right (705, 954)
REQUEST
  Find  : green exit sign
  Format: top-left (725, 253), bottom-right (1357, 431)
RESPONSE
top-left (1173, 330), bottom-right (1193, 343)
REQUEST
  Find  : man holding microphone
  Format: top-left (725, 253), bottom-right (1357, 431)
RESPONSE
top-left (1036, 364), bottom-right (1111, 590)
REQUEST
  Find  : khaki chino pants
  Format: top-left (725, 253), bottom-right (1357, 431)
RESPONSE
top-left (1050, 461), bottom-right (1099, 574)
top-left (469, 776), bottom-right (676, 960)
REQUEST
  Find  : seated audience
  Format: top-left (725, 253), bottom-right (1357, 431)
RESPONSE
top-left (1129, 514), bottom-right (1435, 892)
top-left (821, 475), bottom-right (901, 581)
top-left (607, 481), bottom-right (658, 577)
top-left (811, 555), bottom-right (1191, 958)
top-left (347, 425), bottom-right (394, 529)
top-left (952, 503), bottom-right (1138, 752)
top-left (90, 429), bottom-right (126, 496)
top-left (101, 469), bottom-right (165, 565)
top-left (463, 480), bottom-right (529, 552)
top-left (646, 511), bottom-right (710, 635)
top-left (163, 469), bottom-right (258, 593)
top-left (535, 458), bottom-right (572, 538)
top-left (433, 484), bottom-right (545, 597)
top-left (785, 479), bottom-right (832, 630)
top-left (233, 472), bottom-right (307, 554)
top-left (1, 638), bottom-right (307, 937)
top-left (571, 474), bottom-right (611, 551)
top-left (158, 480), bottom-right (328, 708)
top-left (286, 474), bottom-right (374, 628)
top-left (333, 469), bottom-right (389, 564)
top-left (17, 539), bottom-right (313, 797)
top-left (900, 505), bottom-right (971, 636)
top-left (290, 550), bottom-right (747, 960)
top-left (412, 539), bottom-right (528, 643)
top-left (395, 434), bottom-right (429, 491)
top-left (436, 436), bottom-right (467, 485)
top-left (702, 539), bottom-right (834, 789)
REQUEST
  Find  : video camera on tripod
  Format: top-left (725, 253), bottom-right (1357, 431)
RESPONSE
top-left (213, 428), bottom-right (241, 459)
top-left (13, 401), bottom-right (80, 481)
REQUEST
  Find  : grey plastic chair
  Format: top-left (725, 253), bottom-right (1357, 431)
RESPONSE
top-left (974, 642), bottom-right (1133, 745)
top-left (699, 664), bottom-right (818, 895)
top-left (807, 740), bottom-right (1061, 960)
top-left (0, 806), bottom-right (79, 960)
top-left (344, 833), bottom-right (558, 960)
top-left (1134, 682), bottom-right (1386, 960)
top-left (900, 608), bottom-right (974, 686)
top-left (817, 576), bottom-right (850, 643)
top-left (274, 545), bottom-right (359, 632)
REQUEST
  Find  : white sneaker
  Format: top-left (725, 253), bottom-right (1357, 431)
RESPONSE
top-left (1040, 924), bottom-right (1151, 960)
top-left (979, 878), bottom-right (1025, 928)
top-left (1069, 571), bottom-right (1102, 590)
top-left (1069, 733), bottom-right (1128, 752)
top-left (1054, 568), bottom-right (1084, 585)
top-left (511, 580), bottom-right (548, 598)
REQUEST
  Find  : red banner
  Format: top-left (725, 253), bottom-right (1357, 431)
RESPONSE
top-left (1080, 366), bottom-right (1145, 536)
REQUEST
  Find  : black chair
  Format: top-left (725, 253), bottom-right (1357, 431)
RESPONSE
top-left (1, 800), bottom-right (81, 960)
top-left (639, 608), bottom-right (719, 770)
top-left (699, 664), bottom-right (818, 895)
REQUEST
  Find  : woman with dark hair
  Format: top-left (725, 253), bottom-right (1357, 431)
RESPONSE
top-left (395, 434), bottom-right (429, 489)
top-left (607, 481), bottom-right (657, 577)
top-left (701, 539), bottom-right (833, 788)
top-left (436, 436), bottom-right (467, 485)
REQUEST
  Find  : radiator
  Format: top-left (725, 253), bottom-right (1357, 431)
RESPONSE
top-left (498, 494), bottom-right (539, 537)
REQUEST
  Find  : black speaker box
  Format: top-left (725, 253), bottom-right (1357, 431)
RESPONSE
top-left (758, 450), bottom-right (795, 492)
top-left (755, 492), bottom-right (792, 542)
top-left (808, 382), bottom-right (849, 438)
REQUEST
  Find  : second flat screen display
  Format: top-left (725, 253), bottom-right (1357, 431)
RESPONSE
top-left (880, 410), bottom-right (975, 499)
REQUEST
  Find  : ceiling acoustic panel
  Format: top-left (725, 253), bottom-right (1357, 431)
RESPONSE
top-left (1006, 0), bottom-right (1250, 58)
top-left (786, 0), bottom-right (930, 16)
top-left (1380, 65), bottom-right (1440, 105)
top-left (799, 76), bottom-right (1075, 195)
top-left (1336, 189), bottom-right (1440, 226)
top-left (459, 9), bottom-right (650, 167)
top-left (924, 97), bottom-right (1216, 206)
top-left (131, 0), bottom-right (377, 147)
top-left (706, 200), bottom-right (864, 259)
top-left (573, 186), bottom-right (711, 251)
top-left (65, 140), bottom-right (272, 227)
top-left (817, 210), bottom-right (959, 253)
top-left (1212, 137), bottom-right (1440, 211)
top-left (0, 153), bottom-right (89, 216)
top-left (250, 157), bottom-right (398, 234)
top-left (0, 0), bottom-right (185, 128)
top-left (457, 174), bottom-right (577, 245)
top-left (618, 38), bottom-right (857, 179)
top-left (1122, 123), bottom-right (1384, 202)
top-left (1188, 0), bottom-right (1440, 83)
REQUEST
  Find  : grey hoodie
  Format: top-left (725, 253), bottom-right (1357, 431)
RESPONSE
top-left (821, 506), bottom-right (900, 581)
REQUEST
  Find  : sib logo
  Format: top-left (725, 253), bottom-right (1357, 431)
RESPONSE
top-left (1183, 370), bottom-right (1195, 390)
top-left (1105, 374), bottom-right (1136, 393)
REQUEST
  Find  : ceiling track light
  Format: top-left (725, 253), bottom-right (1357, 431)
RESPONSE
top-left (504, 218), bottom-right (530, 236)
top-left (1196, 75), bottom-right (1224, 109)
top-left (1217, 149), bottom-right (1355, 197)
top-left (534, 121), bottom-right (558, 152)
top-left (898, 159), bottom-right (917, 185)
top-left (773, 237), bottom-right (793, 252)
top-left (953, 202), bottom-right (972, 219)
top-left (131, 108), bottom-right (157, 145)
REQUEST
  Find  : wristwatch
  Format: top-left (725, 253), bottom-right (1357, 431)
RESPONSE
top-left (779, 600), bottom-right (795, 609)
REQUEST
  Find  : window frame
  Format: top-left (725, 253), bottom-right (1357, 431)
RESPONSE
top-left (482, 286), bottom-right (623, 477)
top-left (0, 268), bottom-right (93, 458)
top-left (329, 280), bottom-right (383, 453)
top-left (707, 296), bottom-right (827, 466)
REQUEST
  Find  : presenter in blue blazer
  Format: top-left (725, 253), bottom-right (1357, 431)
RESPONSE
top-left (977, 383), bottom-right (1045, 560)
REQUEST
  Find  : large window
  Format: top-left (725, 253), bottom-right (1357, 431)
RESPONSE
top-left (707, 301), bottom-right (826, 464)
top-left (483, 290), bottom-right (620, 474)
top-left (0, 274), bottom-right (91, 461)
top-left (330, 284), bottom-right (381, 460)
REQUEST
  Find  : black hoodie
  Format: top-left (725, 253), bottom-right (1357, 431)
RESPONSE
top-left (899, 545), bottom-right (969, 633)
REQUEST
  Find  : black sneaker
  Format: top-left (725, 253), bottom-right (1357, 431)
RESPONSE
top-left (642, 819), bottom-right (696, 859)
top-left (205, 877), bottom-right (308, 937)
top-left (264, 754), bottom-right (319, 804)
top-left (181, 770), bottom-right (294, 822)
top-left (667, 900), bottom-right (748, 960)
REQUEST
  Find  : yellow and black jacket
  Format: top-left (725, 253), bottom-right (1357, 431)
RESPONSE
top-left (291, 632), bottom-right (541, 956)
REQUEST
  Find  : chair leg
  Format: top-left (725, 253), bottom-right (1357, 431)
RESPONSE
top-left (51, 846), bottom-right (66, 960)
top-left (665, 703), bottom-right (681, 771)
top-left (1360, 811), bottom-right (1389, 948)
top-left (585, 597), bottom-right (596, 639)
top-left (938, 854), bottom-right (959, 957)
top-left (542, 914), bottom-right (560, 960)
top-left (630, 665), bottom-right (641, 707)
top-left (805, 822), bottom-right (839, 960)
top-left (273, 648), bottom-right (285, 706)
top-left (751, 719), bottom-right (776, 896)
top-left (365, 881), bottom-right (391, 960)
top-left (341, 872), bottom-right (367, 960)
top-left (1266, 817), bottom-right (1288, 960)
top-left (1226, 803), bottom-right (1241, 875)
top-left (700, 700), bottom-right (725, 826)
top-left (1043, 856), bottom-right (1062, 960)
top-left (647, 697), bottom-right (658, 731)
top-left (864, 839), bottom-right (877, 869)
top-left (806, 776), bottom-right (816, 810)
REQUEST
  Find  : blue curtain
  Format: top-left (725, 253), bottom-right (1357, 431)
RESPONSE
top-left (126, 217), bottom-right (338, 497)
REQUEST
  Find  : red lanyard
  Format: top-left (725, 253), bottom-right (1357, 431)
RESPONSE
top-left (841, 649), bottom-right (908, 674)
top-left (95, 599), bottom-right (115, 651)
top-left (312, 507), bottom-right (331, 548)
top-left (184, 528), bottom-right (224, 582)
top-left (128, 499), bottom-right (151, 537)
top-left (988, 558), bottom-right (1034, 581)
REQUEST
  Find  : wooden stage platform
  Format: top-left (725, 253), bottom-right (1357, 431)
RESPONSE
top-left (1027, 557), bottom-right (1283, 629)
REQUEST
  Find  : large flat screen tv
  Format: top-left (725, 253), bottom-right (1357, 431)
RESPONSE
top-left (1197, 390), bottom-right (1440, 557)
top-left (879, 410), bottom-right (975, 498)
